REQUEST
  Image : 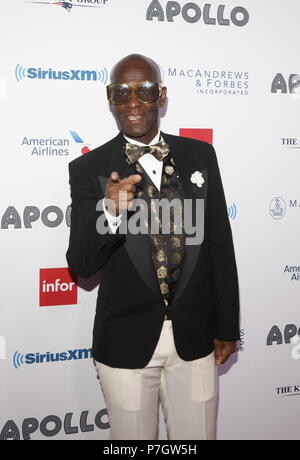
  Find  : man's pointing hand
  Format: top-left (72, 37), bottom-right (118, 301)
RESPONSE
top-left (105, 171), bottom-right (142, 215)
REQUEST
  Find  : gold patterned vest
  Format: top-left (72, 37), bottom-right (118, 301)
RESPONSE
top-left (133, 151), bottom-right (185, 310)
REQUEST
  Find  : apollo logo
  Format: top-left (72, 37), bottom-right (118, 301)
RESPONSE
top-left (266, 324), bottom-right (300, 346)
top-left (267, 325), bottom-right (300, 362)
top-left (15, 64), bottom-right (108, 84)
top-left (146, 1), bottom-right (249, 27)
top-left (39, 268), bottom-right (77, 307)
top-left (1, 205), bottom-right (71, 229)
top-left (0, 409), bottom-right (108, 440)
top-left (271, 73), bottom-right (300, 94)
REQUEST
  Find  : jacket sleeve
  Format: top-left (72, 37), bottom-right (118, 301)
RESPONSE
top-left (207, 145), bottom-right (240, 341)
top-left (66, 160), bottom-right (125, 278)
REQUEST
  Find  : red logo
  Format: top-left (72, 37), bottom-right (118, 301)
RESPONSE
top-left (179, 128), bottom-right (213, 144)
top-left (39, 268), bottom-right (77, 307)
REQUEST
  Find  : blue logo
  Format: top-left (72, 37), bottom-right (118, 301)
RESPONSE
top-left (28, 0), bottom-right (108, 13)
top-left (69, 131), bottom-right (91, 155)
top-left (228, 203), bottom-right (237, 219)
top-left (15, 64), bottom-right (108, 84)
top-left (13, 348), bottom-right (92, 368)
top-left (270, 197), bottom-right (286, 219)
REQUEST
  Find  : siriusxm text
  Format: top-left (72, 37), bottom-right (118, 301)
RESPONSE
top-left (25, 68), bottom-right (99, 81)
top-left (18, 349), bottom-right (92, 365)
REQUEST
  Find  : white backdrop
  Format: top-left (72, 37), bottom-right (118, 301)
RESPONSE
top-left (1, 0), bottom-right (299, 440)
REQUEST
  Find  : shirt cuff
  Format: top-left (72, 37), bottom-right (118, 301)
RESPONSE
top-left (102, 198), bottom-right (123, 234)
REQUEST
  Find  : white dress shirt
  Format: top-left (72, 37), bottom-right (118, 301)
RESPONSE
top-left (103, 132), bottom-right (163, 233)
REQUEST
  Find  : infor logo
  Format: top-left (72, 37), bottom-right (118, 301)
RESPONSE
top-left (39, 268), bottom-right (77, 307)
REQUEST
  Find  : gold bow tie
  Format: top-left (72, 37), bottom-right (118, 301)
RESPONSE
top-left (124, 141), bottom-right (170, 164)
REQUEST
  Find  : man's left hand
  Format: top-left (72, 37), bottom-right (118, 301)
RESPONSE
top-left (213, 339), bottom-right (236, 365)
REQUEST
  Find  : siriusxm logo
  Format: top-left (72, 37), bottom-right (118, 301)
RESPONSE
top-left (15, 64), bottom-right (108, 84)
top-left (13, 348), bottom-right (92, 368)
top-left (228, 203), bottom-right (237, 220)
top-left (28, 0), bottom-right (109, 13)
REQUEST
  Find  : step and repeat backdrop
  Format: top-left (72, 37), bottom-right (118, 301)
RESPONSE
top-left (0, 0), bottom-right (299, 440)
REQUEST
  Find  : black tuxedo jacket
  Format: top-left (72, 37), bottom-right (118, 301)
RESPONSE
top-left (66, 132), bottom-right (240, 368)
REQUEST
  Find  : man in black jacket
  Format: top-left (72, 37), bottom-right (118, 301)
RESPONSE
top-left (66, 54), bottom-right (239, 440)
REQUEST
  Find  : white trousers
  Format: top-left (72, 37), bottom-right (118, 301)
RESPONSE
top-left (95, 320), bottom-right (218, 440)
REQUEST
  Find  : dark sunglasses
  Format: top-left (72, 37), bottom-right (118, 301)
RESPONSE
top-left (106, 80), bottom-right (163, 105)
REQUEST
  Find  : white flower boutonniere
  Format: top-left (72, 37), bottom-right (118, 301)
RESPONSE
top-left (190, 171), bottom-right (205, 188)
